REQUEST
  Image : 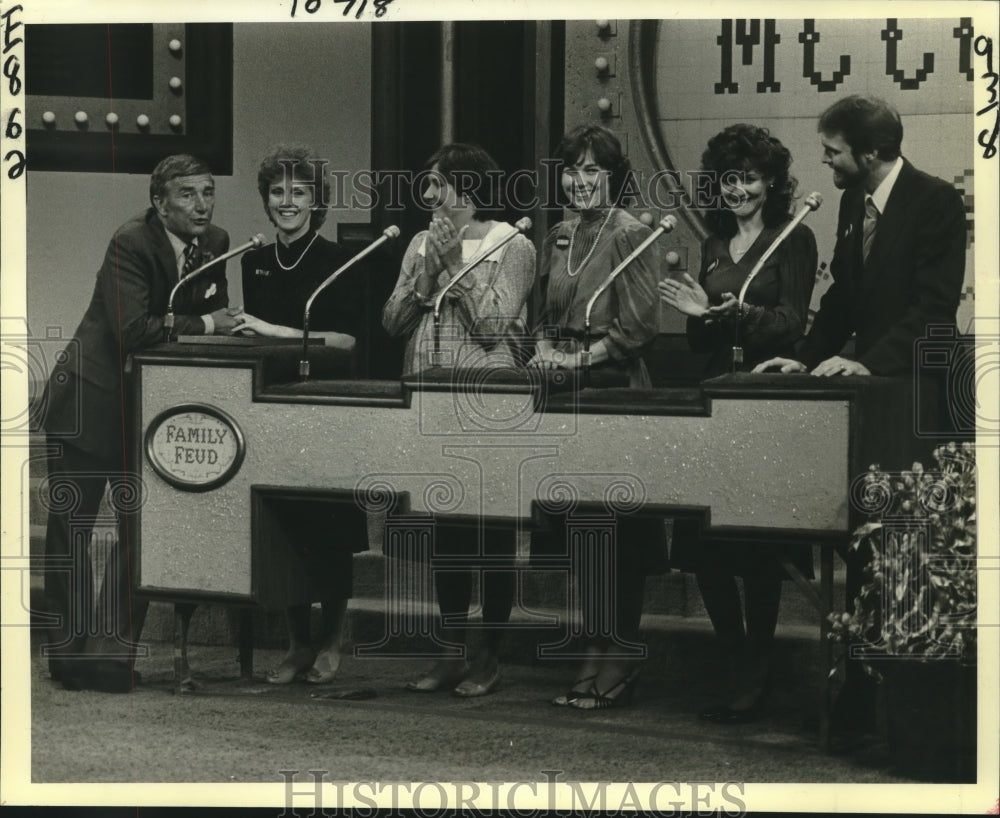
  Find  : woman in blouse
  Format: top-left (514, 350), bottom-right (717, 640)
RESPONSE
top-left (383, 143), bottom-right (535, 696)
top-left (659, 123), bottom-right (818, 722)
top-left (528, 125), bottom-right (666, 709)
top-left (239, 143), bottom-right (366, 685)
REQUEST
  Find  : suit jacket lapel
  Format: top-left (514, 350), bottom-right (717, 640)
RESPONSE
top-left (146, 210), bottom-right (181, 286)
top-left (861, 159), bottom-right (914, 288)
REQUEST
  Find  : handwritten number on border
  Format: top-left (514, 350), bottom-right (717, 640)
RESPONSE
top-left (3, 5), bottom-right (25, 179)
top-left (289, 0), bottom-right (393, 17)
top-left (975, 36), bottom-right (998, 159)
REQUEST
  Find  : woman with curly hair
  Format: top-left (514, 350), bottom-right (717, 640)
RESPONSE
top-left (660, 124), bottom-right (817, 723)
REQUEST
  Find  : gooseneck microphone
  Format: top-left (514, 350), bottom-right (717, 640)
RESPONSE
top-left (429, 217), bottom-right (532, 367)
top-left (164, 234), bottom-right (266, 341)
top-left (580, 215), bottom-right (677, 379)
top-left (731, 192), bottom-right (822, 371)
top-left (299, 225), bottom-right (401, 380)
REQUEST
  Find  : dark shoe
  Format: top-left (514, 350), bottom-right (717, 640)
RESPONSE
top-left (551, 674), bottom-right (598, 707)
top-left (698, 702), bottom-right (764, 724)
top-left (453, 666), bottom-right (501, 698)
top-left (63, 661), bottom-right (140, 693)
top-left (699, 674), bottom-right (772, 724)
top-left (405, 660), bottom-right (470, 692)
top-left (570, 670), bottom-right (639, 711)
top-left (49, 659), bottom-right (79, 685)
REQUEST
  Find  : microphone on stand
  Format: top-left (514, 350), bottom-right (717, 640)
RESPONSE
top-left (164, 234), bottom-right (266, 341)
top-left (429, 217), bottom-right (532, 367)
top-left (580, 215), bottom-right (676, 383)
top-left (299, 225), bottom-right (401, 380)
top-left (731, 192), bottom-right (822, 371)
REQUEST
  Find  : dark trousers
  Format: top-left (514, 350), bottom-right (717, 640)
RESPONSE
top-left (42, 441), bottom-right (148, 673)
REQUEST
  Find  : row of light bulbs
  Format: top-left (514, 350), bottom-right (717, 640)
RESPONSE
top-left (40, 37), bottom-right (184, 130)
top-left (593, 21), bottom-right (679, 262)
top-left (42, 110), bottom-right (184, 129)
top-left (593, 21), bottom-right (613, 116)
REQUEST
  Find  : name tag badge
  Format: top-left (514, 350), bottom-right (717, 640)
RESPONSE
top-left (204, 282), bottom-right (217, 299)
top-left (555, 236), bottom-right (570, 250)
top-left (255, 268), bottom-right (271, 276)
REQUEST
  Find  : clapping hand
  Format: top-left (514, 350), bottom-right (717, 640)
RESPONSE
top-left (658, 273), bottom-right (709, 318)
top-left (704, 292), bottom-right (740, 322)
top-left (427, 216), bottom-right (469, 275)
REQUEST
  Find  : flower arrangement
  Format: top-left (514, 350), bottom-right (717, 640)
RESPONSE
top-left (829, 442), bottom-right (977, 673)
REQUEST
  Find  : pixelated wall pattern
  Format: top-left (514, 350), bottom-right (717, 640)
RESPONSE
top-left (564, 19), bottom-right (978, 333)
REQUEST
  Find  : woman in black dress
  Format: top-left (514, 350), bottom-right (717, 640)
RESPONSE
top-left (240, 143), bottom-right (365, 684)
top-left (659, 124), bottom-right (817, 722)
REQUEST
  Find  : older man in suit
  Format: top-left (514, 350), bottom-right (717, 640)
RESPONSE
top-left (755, 95), bottom-right (967, 377)
top-left (43, 154), bottom-right (243, 692)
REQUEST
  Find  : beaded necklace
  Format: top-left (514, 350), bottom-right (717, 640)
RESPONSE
top-left (565, 207), bottom-right (615, 277)
top-left (274, 232), bottom-right (319, 271)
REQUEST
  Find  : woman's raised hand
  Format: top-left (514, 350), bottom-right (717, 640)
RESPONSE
top-left (428, 216), bottom-right (469, 275)
top-left (658, 273), bottom-right (709, 318)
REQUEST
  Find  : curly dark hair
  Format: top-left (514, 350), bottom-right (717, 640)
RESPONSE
top-left (554, 125), bottom-right (634, 208)
top-left (256, 143), bottom-right (331, 231)
top-left (700, 124), bottom-right (797, 238)
top-left (422, 142), bottom-right (502, 221)
top-left (818, 94), bottom-right (903, 161)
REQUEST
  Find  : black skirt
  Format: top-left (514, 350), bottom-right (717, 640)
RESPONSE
top-left (529, 512), bottom-right (669, 576)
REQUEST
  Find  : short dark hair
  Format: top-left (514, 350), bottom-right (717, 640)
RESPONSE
top-left (257, 143), bottom-right (331, 231)
top-left (423, 143), bottom-right (502, 221)
top-left (149, 154), bottom-right (211, 205)
top-left (555, 125), bottom-right (632, 206)
top-left (818, 95), bottom-right (903, 160)
top-left (700, 123), bottom-right (797, 238)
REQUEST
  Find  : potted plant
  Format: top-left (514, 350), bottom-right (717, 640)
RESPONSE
top-left (829, 441), bottom-right (977, 781)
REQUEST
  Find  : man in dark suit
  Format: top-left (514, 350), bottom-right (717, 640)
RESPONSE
top-left (43, 154), bottom-right (243, 692)
top-left (755, 94), bottom-right (967, 377)
top-left (753, 97), bottom-right (967, 734)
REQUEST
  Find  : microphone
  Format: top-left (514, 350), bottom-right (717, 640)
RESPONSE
top-left (429, 217), bottom-right (532, 367)
top-left (164, 234), bottom-right (266, 341)
top-left (731, 192), bottom-right (822, 371)
top-left (580, 215), bottom-right (676, 377)
top-left (299, 225), bottom-right (400, 380)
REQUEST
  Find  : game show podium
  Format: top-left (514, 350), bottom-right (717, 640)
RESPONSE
top-left (129, 341), bottom-right (913, 747)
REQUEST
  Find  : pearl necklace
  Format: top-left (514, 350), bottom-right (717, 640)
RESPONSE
top-left (566, 207), bottom-right (615, 277)
top-left (274, 232), bottom-right (318, 271)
